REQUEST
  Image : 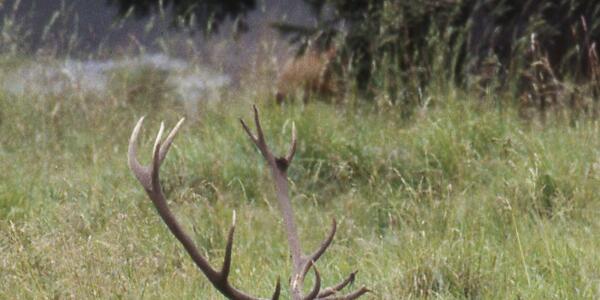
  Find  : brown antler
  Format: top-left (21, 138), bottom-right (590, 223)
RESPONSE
top-left (241, 105), bottom-right (369, 300)
top-left (128, 117), bottom-right (280, 300)
top-left (128, 108), bottom-right (368, 299)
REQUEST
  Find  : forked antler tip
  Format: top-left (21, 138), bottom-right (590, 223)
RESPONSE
top-left (129, 115), bottom-right (273, 300)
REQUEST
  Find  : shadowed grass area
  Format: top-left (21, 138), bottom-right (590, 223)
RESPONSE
top-left (1, 63), bottom-right (600, 299)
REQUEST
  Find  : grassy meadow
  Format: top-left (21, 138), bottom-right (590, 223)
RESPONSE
top-left (1, 55), bottom-right (600, 300)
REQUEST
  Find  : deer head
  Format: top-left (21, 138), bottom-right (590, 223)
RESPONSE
top-left (127, 105), bottom-right (368, 299)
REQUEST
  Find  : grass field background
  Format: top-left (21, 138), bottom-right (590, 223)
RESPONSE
top-left (1, 56), bottom-right (600, 299)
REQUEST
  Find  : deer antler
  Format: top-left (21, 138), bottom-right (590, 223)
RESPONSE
top-left (128, 117), bottom-right (280, 300)
top-left (241, 105), bottom-right (369, 300)
top-left (128, 108), bottom-right (368, 299)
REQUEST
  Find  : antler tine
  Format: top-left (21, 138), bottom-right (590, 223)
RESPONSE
top-left (317, 271), bottom-right (358, 298)
top-left (240, 118), bottom-right (259, 144)
top-left (319, 287), bottom-right (370, 300)
top-left (301, 219), bottom-right (337, 278)
top-left (128, 118), bottom-right (271, 300)
top-left (302, 262), bottom-right (321, 300)
top-left (240, 105), bottom-right (276, 163)
top-left (130, 108), bottom-right (369, 299)
top-left (284, 122), bottom-right (297, 164)
top-left (150, 121), bottom-right (166, 185)
top-left (221, 220), bottom-right (235, 279)
top-left (271, 278), bottom-right (282, 300)
top-left (158, 117), bottom-right (185, 165)
top-left (252, 104), bottom-right (266, 144)
top-left (128, 116), bottom-right (150, 187)
top-left (241, 106), bottom-right (304, 289)
top-left (240, 106), bottom-right (368, 300)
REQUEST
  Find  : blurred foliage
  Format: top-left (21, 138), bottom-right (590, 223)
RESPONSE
top-left (91, 0), bottom-right (600, 113)
top-left (107, 0), bottom-right (256, 34)
top-left (272, 0), bottom-right (600, 110)
top-left (107, 0), bottom-right (600, 91)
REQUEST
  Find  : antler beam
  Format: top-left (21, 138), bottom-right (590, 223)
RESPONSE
top-left (128, 117), bottom-right (279, 300)
top-left (241, 105), bottom-right (368, 300)
top-left (128, 106), bottom-right (368, 299)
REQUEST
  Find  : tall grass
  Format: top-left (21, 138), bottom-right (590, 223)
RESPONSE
top-left (1, 57), bottom-right (600, 298)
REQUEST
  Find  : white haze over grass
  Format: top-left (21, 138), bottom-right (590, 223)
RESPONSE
top-left (0, 1), bottom-right (279, 113)
top-left (0, 0), bottom-right (323, 114)
top-left (2, 53), bottom-right (230, 112)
